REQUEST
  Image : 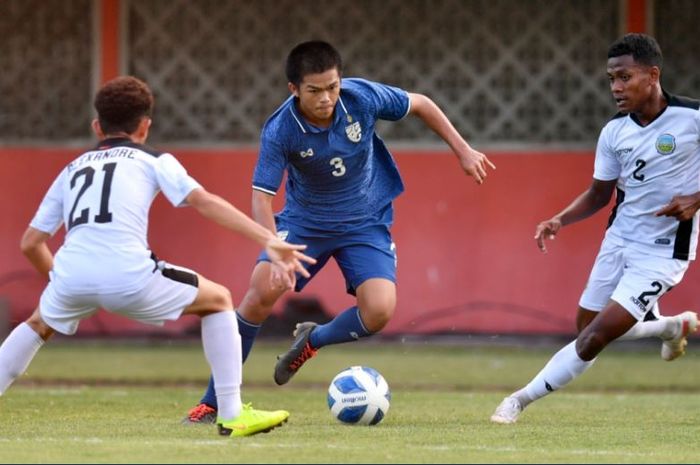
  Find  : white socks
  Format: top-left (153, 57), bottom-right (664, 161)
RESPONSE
top-left (617, 317), bottom-right (674, 341)
top-left (201, 311), bottom-right (242, 420)
top-left (513, 340), bottom-right (595, 408)
top-left (0, 323), bottom-right (45, 395)
top-left (510, 313), bottom-right (674, 408)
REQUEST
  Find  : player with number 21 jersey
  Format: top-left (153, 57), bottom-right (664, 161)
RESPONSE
top-left (31, 139), bottom-right (200, 295)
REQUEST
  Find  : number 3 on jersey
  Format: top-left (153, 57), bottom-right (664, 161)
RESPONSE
top-left (330, 157), bottom-right (346, 177)
top-left (68, 162), bottom-right (117, 230)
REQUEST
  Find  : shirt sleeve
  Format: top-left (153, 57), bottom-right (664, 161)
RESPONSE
top-left (593, 124), bottom-right (620, 181)
top-left (252, 124), bottom-right (287, 195)
top-left (30, 168), bottom-right (67, 235)
top-left (359, 79), bottom-right (410, 122)
top-left (155, 153), bottom-right (202, 207)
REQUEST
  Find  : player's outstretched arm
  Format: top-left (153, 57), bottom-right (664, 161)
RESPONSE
top-left (407, 92), bottom-right (495, 185)
top-left (187, 187), bottom-right (280, 245)
top-left (185, 188), bottom-right (315, 281)
top-left (534, 179), bottom-right (616, 253)
top-left (19, 227), bottom-right (53, 280)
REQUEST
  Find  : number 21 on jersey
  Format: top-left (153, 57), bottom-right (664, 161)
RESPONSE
top-left (68, 162), bottom-right (117, 230)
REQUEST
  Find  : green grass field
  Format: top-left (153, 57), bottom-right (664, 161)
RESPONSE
top-left (1, 338), bottom-right (700, 463)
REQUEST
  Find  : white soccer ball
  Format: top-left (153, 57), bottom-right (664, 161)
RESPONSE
top-left (327, 366), bottom-right (391, 425)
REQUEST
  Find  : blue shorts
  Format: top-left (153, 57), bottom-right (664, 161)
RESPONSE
top-left (259, 219), bottom-right (397, 296)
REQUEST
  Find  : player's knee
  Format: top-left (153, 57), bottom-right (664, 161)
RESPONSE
top-left (210, 284), bottom-right (233, 310)
top-left (25, 311), bottom-right (55, 341)
top-left (360, 302), bottom-right (395, 332)
top-left (575, 308), bottom-right (597, 334)
top-left (238, 288), bottom-right (276, 322)
top-left (575, 330), bottom-right (607, 361)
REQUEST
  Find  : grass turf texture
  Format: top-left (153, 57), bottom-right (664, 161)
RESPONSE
top-left (1, 339), bottom-right (699, 463)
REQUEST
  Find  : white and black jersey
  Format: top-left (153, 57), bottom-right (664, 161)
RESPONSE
top-left (30, 138), bottom-right (201, 294)
top-left (595, 92), bottom-right (700, 260)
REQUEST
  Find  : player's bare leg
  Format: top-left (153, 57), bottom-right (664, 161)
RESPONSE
top-left (492, 302), bottom-right (636, 424)
top-left (273, 278), bottom-right (396, 385)
top-left (579, 305), bottom-right (699, 361)
top-left (238, 261), bottom-right (290, 324)
top-left (356, 278), bottom-right (396, 332)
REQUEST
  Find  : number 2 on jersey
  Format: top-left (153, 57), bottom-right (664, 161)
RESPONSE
top-left (637, 281), bottom-right (663, 306)
top-left (632, 159), bottom-right (646, 181)
top-left (68, 162), bottom-right (116, 230)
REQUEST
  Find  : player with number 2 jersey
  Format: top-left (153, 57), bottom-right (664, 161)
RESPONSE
top-left (491, 33), bottom-right (700, 425)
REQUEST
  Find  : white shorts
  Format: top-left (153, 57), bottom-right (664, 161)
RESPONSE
top-left (579, 238), bottom-right (690, 321)
top-left (39, 261), bottom-right (200, 335)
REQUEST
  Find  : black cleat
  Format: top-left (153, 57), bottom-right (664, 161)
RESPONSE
top-left (273, 322), bottom-right (318, 385)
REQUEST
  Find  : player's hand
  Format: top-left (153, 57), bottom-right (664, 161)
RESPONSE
top-left (458, 147), bottom-right (496, 185)
top-left (534, 217), bottom-right (562, 253)
top-left (264, 237), bottom-right (316, 281)
top-left (655, 194), bottom-right (700, 222)
top-left (269, 261), bottom-right (297, 290)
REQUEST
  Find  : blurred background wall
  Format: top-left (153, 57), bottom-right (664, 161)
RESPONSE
top-left (1, 0), bottom-right (699, 337)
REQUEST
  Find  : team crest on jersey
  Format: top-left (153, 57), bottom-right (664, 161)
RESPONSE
top-left (299, 148), bottom-right (314, 158)
top-left (345, 121), bottom-right (362, 143)
top-left (655, 133), bottom-right (676, 155)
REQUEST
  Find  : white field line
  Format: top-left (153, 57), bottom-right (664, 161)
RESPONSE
top-left (0, 437), bottom-right (660, 458)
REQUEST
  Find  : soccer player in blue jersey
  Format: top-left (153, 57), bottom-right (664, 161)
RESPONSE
top-left (184, 40), bottom-right (494, 423)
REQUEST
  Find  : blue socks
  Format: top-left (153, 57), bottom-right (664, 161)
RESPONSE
top-left (198, 307), bottom-right (372, 409)
top-left (199, 313), bottom-right (261, 409)
top-left (236, 313), bottom-right (263, 362)
top-left (309, 306), bottom-right (371, 349)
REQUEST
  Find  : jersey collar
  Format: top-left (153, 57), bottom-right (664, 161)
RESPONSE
top-left (95, 137), bottom-right (133, 150)
top-left (629, 89), bottom-right (670, 128)
top-left (287, 94), bottom-right (350, 134)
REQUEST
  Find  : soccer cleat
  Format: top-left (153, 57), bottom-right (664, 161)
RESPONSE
top-left (490, 396), bottom-right (523, 424)
top-left (181, 403), bottom-right (217, 425)
top-left (273, 322), bottom-right (318, 385)
top-left (217, 404), bottom-right (290, 437)
top-left (661, 311), bottom-right (698, 361)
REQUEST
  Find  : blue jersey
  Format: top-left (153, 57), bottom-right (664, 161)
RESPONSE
top-left (252, 78), bottom-right (410, 232)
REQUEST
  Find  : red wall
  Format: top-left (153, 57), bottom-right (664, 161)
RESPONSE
top-left (3, 147), bottom-right (700, 336)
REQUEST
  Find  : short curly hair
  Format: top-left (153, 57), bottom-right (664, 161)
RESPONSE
top-left (94, 76), bottom-right (154, 135)
top-left (608, 33), bottom-right (663, 69)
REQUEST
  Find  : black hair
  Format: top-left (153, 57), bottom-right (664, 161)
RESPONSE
top-left (607, 33), bottom-right (663, 69)
top-left (285, 40), bottom-right (343, 86)
top-left (94, 76), bottom-right (154, 134)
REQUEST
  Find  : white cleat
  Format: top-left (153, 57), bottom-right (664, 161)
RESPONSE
top-left (490, 396), bottom-right (522, 424)
top-left (661, 311), bottom-right (698, 361)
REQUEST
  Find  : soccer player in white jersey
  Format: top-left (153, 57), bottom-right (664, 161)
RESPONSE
top-left (0, 76), bottom-right (316, 437)
top-left (491, 33), bottom-right (700, 424)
